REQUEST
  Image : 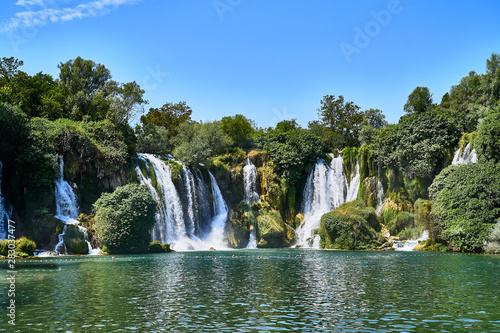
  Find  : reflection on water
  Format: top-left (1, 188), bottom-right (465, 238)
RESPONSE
top-left (1, 250), bottom-right (499, 332)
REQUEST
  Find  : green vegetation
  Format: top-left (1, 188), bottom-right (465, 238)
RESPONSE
top-left (0, 237), bottom-right (36, 257)
top-left (320, 200), bottom-right (383, 249)
top-left (94, 184), bottom-right (157, 254)
top-left (429, 163), bottom-right (500, 252)
top-left (148, 240), bottom-right (172, 253)
top-left (63, 225), bottom-right (89, 255)
top-left (2, 52), bottom-right (500, 253)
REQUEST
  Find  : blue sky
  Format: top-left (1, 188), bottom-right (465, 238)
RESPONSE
top-left (1, 0), bottom-right (499, 128)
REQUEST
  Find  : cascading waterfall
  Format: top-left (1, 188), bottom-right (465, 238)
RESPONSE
top-left (136, 153), bottom-right (229, 251)
top-left (452, 143), bottom-right (478, 165)
top-left (243, 158), bottom-right (259, 248)
top-left (0, 161), bottom-right (12, 240)
top-left (243, 158), bottom-right (260, 205)
top-left (53, 156), bottom-right (98, 255)
top-left (375, 179), bottom-right (385, 214)
top-left (295, 155), bottom-right (360, 248)
top-left (392, 230), bottom-right (429, 251)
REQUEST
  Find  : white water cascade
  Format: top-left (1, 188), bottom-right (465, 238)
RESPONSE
top-left (295, 155), bottom-right (360, 248)
top-left (452, 143), bottom-right (477, 165)
top-left (392, 230), bottom-right (429, 251)
top-left (53, 156), bottom-right (99, 255)
top-left (136, 153), bottom-right (229, 251)
top-left (243, 158), bottom-right (259, 248)
top-left (0, 161), bottom-right (12, 240)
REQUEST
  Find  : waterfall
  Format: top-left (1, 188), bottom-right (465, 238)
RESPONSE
top-left (346, 162), bottom-right (361, 202)
top-left (375, 179), bottom-right (385, 214)
top-left (53, 156), bottom-right (98, 255)
top-left (136, 153), bottom-right (229, 251)
top-left (296, 155), bottom-right (358, 248)
top-left (392, 230), bottom-right (429, 251)
top-left (243, 158), bottom-right (260, 205)
top-left (452, 143), bottom-right (477, 165)
top-left (243, 158), bottom-right (259, 248)
top-left (0, 161), bottom-right (12, 240)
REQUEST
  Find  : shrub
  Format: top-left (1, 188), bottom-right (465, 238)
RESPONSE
top-left (475, 108), bottom-right (500, 164)
top-left (15, 237), bottom-right (36, 256)
top-left (94, 184), bottom-right (157, 254)
top-left (148, 240), bottom-right (165, 253)
top-left (63, 225), bottom-right (89, 255)
top-left (429, 163), bottom-right (500, 252)
top-left (320, 200), bottom-right (383, 249)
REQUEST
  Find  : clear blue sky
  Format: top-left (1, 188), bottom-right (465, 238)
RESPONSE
top-left (1, 0), bottom-right (499, 128)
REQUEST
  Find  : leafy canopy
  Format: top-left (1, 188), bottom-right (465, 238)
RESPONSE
top-left (94, 184), bottom-right (157, 254)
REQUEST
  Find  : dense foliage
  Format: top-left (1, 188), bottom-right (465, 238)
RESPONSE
top-left (93, 184), bottom-right (157, 254)
top-left (475, 107), bottom-right (500, 164)
top-left (320, 200), bottom-right (383, 249)
top-left (255, 121), bottom-right (323, 183)
top-left (429, 163), bottom-right (500, 252)
top-left (373, 110), bottom-right (459, 179)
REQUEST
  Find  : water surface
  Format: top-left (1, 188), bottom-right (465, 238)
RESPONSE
top-left (1, 249), bottom-right (499, 332)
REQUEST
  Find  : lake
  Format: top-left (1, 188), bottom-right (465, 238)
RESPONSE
top-left (1, 249), bottom-right (499, 332)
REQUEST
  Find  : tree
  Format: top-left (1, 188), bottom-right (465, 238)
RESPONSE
top-left (0, 57), bottom-right (23, 79)
top-left (475, 107), bottom-right (500, 164)
top-left (429, 163), bottom-right (500, 252)
top-left (94, 184), bottom-right (157, 254)
top-left (140, 101), bottom-right (192, 135)
top-left (373, 111), bottom-right (459, 179)
top-left (220, 114), bottom-right (256, 148)
top-left (404, 87), bottom-right (433, 114)
top-left (486, 52), bottom-right (500, 75)
top-left (109, 81), bottom-right (147, 125)
top-left (316, 95), bottom-right (363, 148)
top-left (362, 108), bottom-right (387, 129)
top-left (171, 121), bottom-right (232, 165)
top-left (358, 109), bottom-right (387, 146)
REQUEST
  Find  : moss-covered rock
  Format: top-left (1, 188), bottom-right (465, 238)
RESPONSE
top-left (63, 225), bottom-right (89, 254)
top-left (320, 200), bottom-right (383, 250)
top-left (225, 201), bottom-right (256, 248)
top-left (255, 201), bottom-right (294, 248)
top-left (148, 240), bottom-right (171, 253)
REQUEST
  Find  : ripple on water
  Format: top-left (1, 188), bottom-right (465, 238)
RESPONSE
top-left (2, 250), bottom-right (499, 332)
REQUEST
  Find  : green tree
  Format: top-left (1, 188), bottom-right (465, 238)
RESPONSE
top-left (171, 121), bottom-right (232, 165)
top-left (475, 107), bottom-right (500, 164)
top-left (254, 126), bottom-right (322, 183)
top-left (316, 95), bottom-right (363, 148)
top-left (140, 101), bottom-right (192, 135)
top-left (94, 184), bottom-right (157, 254)
top-left (429, 163), bottom-right (500, 252)
top-left (220, 114), bottom-right (256, 148)
top-left (404, 87), bottom-right (433, 114)
top-left (0, 57), bottom-right (23, 80)
top-left (373, 111), bottom-right (459, 179)
top-left (135, 124), bottom-right (171, 153)
top-left (58, 57), bottom-right (115, 121)
top-left (358, 108), bottom-right (387, 146)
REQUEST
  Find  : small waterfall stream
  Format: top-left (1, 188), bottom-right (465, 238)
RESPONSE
top-left (53, 156), bottom-right (98, 255)
top-left (295, 155), bottom-right (360, 248)
top-left (243, 158), bottom-right (259, 248)
top-left (452, 143), bottom-right (477, 165)
top-left (137, 153), bottom-right (229, 251)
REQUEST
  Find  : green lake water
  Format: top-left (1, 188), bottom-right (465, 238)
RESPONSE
top-left (1, 249), bottom-right (499, 332)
